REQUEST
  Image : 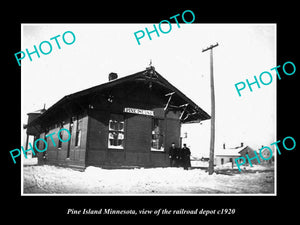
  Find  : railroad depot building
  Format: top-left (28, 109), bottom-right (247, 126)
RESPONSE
top-left (25, 65), bottom-right (210, 169)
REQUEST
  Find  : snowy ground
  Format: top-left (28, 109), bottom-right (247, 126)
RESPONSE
top-left (23, 163), bottom-right (274, 195)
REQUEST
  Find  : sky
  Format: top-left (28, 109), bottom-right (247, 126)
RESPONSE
top-left (21, 23), bottom-right (276, 157)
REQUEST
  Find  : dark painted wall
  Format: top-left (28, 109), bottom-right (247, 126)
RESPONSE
top-left (37, 113), bottom-right (88, 169)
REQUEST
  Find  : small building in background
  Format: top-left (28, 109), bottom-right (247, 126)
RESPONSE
top-left (257, 145), bottom-right (274, 164)
top-left (215, 143), bottom-right (260, 168)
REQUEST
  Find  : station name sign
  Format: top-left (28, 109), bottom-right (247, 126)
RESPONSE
top-left (124, 107), bottom-right (154, 116)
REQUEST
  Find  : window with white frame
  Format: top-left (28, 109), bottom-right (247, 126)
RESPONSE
top-left (151, 118), bottom-right (164, 151)
top-left (72, 115), bottom-right (82, 147)
top-left (108, 114), bottom-right (124, 149)
top-left (58, 125), bottom-right (64, 149)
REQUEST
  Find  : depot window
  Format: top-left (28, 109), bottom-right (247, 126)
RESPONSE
top-left (58, 125), bottom-right (63, 149)
top-left (75, 116), bottom-right (81, 147)
top-left (108, 114), bottom-right (125, 149)
top-left (151, 118), bottom-right (164, 151)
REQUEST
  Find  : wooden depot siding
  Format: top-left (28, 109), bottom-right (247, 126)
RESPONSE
top-left (68, 114), bottom-right (88, 168)
top-left (85, 106), bottom-right (181, 168)
top-left (125, 114), bottom-right (152, 166)
top-left (36, 132), bottom-right (46, 164)
top-left (37, 114), bottom-right (88, 169)
top-left (85, 110), bottom-right (109, 166)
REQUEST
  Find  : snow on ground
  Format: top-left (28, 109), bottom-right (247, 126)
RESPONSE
top-left (23, 157), bottom-right (38, 165)
top-left (23, 165), bottom-right (274, 194)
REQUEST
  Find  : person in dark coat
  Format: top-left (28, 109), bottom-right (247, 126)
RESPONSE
top-left (169, 142), bottom-right (179, 167)
top-left (181, 144), bottom-right (191, 170)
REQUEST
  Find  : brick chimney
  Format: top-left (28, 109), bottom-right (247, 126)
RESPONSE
top-left (223, 143), bottom-right (226, 149)
top-left (109, 72), bottom-right (118, 81)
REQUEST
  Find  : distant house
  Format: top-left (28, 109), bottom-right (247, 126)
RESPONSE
top-left (215, 148), bottom-right (243, 167)
top-left (256, 146), bottom-right (274, 164)
top-left (215, 143), bottom-right (259, 167)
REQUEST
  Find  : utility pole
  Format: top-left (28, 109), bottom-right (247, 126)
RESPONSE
top-left (202, 43), bottom-right (218, 175)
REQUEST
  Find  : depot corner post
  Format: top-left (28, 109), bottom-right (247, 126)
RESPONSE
top-left (24, 65), bottom-right (210, 169)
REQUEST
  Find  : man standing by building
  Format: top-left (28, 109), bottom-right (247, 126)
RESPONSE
top-left (169, 142), bottom-right (179, 167)
top-left (181, 144), bottom-right (191, 170)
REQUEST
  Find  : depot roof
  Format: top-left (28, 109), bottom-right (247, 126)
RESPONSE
top-left (27, 67), bottom-right (211, 127)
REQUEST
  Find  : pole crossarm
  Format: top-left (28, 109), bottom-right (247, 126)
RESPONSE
top-left (202, 43), bottom-right (219, 52)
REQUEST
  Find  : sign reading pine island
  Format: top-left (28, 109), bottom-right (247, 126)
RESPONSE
top-left (124, 107), bottom-right (154, 116)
